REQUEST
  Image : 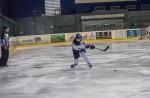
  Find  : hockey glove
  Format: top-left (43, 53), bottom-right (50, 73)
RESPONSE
top-left (85, 44), bottom-right (90, 48)
top-left (90, 45), bottom-right (95, 49)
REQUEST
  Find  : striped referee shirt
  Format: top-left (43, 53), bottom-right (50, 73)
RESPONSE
top-left (1, 32), bottom-right (9, 47)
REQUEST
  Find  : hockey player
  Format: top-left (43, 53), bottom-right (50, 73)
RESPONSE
top-left (71, 33), bottom-right (95, 68)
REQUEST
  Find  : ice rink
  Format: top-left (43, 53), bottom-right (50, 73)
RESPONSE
top-left (0, 40), bottom-right (150, 98)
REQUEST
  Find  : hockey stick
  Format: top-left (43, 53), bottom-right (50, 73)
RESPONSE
top-left (95, 46), bottom-right (110, 52)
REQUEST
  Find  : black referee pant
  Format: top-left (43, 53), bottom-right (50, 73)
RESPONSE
top-left (0, 46), bottom-right (9, 67)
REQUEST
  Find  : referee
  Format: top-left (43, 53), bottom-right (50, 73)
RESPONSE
top-left (0, 26), bottom-right (10, 68)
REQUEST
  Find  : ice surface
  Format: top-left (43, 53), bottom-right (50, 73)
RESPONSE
top-left (0, 41), bottom-right (150, 98)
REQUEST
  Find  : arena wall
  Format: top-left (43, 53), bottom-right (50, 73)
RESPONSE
top-left (9, 27), bottom-right (148, 55)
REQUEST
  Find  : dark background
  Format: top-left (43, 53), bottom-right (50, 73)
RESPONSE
top-left (0, 0), bottom-right (45, 18)
top-left (0, 0), bottom-right (150, 18)
top-left (0, 0), bottom-right (150, 36)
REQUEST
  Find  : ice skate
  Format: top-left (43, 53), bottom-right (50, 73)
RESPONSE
top-left (88, 63), bottom-right (92, 68)
top-left (70, 64), bottom-right (77, 68)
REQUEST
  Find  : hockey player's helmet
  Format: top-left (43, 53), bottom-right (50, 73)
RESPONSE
top-left (75, 33), bottom-right (82, 42)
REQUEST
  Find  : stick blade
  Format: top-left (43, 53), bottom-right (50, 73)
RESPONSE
top-left (103, 46), bottom-right (109, 51)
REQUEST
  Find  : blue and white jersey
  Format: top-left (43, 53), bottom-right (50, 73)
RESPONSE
top-left (72, 38), bottom-right (90, 52)
top-left (1, 32), bottom-right (9, 47)
top-left (72, 42), bottom-right (86, 51)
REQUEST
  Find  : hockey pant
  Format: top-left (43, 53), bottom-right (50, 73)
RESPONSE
top-left (73, 51), bottom-right (91, 65)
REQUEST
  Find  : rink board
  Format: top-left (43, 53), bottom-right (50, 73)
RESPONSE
top-left (7, 28), bottom-right (144, 55)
